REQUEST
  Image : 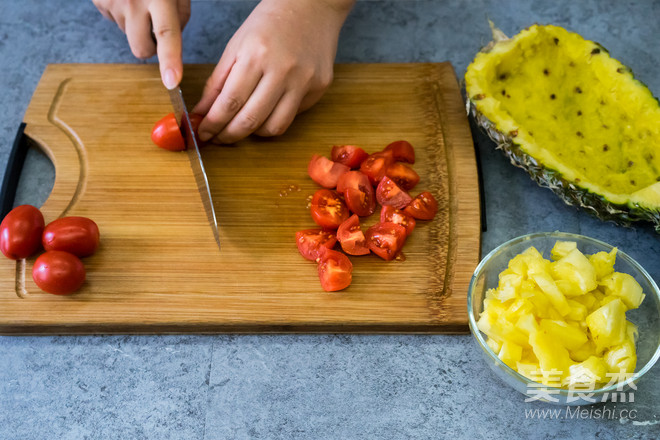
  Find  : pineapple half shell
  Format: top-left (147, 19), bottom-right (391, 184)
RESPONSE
top-left (465, 24), bottom-right (660, 232)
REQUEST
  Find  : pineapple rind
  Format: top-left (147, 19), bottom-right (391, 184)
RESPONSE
top-left (465, 24), bottom-right (660, 232)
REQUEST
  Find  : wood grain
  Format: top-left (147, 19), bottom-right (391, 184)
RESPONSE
top-left (0, 63), bottom-right (481, 334)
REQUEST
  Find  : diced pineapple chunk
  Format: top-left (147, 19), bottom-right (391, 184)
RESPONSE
top-left (550, 248), bottom-right (597, 294)
top-left (498, 340), bottom-right (523, 368)
top-left (604, 339), bottom-right (636, 375)
top-left (551, 241), bottom-right (577, 260)
top-left (586, 299), bottom-right (628, 352)
top-left (569, 340), bottom-right (599, 362)
top-left (530, 272), bottom-right (571, 316)
top-left (539, 319), bottom-right (588, 351)
top-left (589, 248), bottom-right (617, 280)
top-left (600, 272), bottom-right (645, 310)
top-left (566, 299), bottom-right (588, 321)
top-left (565, 356), bottom-right (608, 386)
top-left (529, 330), bottom-right (572, 380)
top-left (486, 337), bottom-right (502, 354)
top-left (515, 313), bottom-right (538, 336)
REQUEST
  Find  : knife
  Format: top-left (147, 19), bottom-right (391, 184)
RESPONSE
top-left (168, 87), bottom-right (221, 250)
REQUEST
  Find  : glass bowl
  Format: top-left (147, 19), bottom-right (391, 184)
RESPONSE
top-left (468, 231), bottom-right (660, 406)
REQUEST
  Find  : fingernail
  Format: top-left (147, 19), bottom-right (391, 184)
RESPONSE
top-left (163, 68), bottom-right (178, 90)
top-left (198, 130), bottom-right (212, 142)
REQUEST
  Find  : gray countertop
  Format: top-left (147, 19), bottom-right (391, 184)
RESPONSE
top-left (1, 1), bottom-right (658, 439)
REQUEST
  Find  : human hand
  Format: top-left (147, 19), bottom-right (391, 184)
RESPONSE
top-left (92, 0), bottom-right (191, 89)
top-left (193, 0), bottom-right (356, 144)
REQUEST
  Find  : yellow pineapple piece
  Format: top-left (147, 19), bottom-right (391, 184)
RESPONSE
top-left (572, 292), bottom-right (598, 313)
top-left (486, 337), bottom-right (502, 354)
top-left (600, 272), bottom-right (645, 310)
top-left (569, 340), bottom-right (600, 362)
top-left (589, 248), bottom-right (617, 280)
top-left (550, 248), bottom-right (597, 294)
top-left (604, 339), bottom-right (637, 375)
top-left (565, 356), bottom-right (608, 387)
top-left (539, 319), bottom-right (588, 351)
top-left (555, 279), bottom-right (583, 298)
top-left (495, 272), bottom-right (523, 302)
top-left (551, 241), bottom-right (577, 260)
top-left (505, 298), bottom-right (534, 322)
top-left (586, 298), bottom-right (628, 352)
top-left (515, 313), bottom-right (539, 336)
top-left (529, 330), bottom-right (572, 380)
top-left (507, 254), bottom-right (529, 276)
top-left (566, 299), bottom-right (588, 321)
top-left (498, 340), bottom-right (523, 368)
top-left (530, 272), bottom-right (571, 316)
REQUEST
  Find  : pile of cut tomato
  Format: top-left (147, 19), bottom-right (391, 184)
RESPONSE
top-left (296, 141), bottom-right (438, 292)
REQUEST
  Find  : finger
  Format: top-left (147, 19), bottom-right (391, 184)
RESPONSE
top-left (253, 90), bottom-right (301, 138)
top-left (177, 0), bottom-right (192, 28)
top-left (197, 63), bottom-right (263, 141)
top-left (125, 11), bottom-right (156, 59)
top-left (191, 52), bottom-right (235, 116)
top-left (149, 0), bottom-right (183, 89)
top-left (212, 75), bottom-right (286, 144)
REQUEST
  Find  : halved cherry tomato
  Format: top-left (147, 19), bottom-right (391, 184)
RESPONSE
top-left (331, 145), bottom-right (369, 168)
top-left (336, 215), bottom-right (370, 256)
top-left (43, 216), bottom-right (100, 257)
top-left (32, 250), bottom-right (85, 295)
top-left (365, 222), bottom-right (407, 261)
top-left (386, 162), bottom-right (420, 191)
top-left (0, 205), bottom-right (45, 260)
top-left (317, 247), bottom-right (353, 291)
top-left (151, 113), bottom-right (185, 151)
top-left (337, 171), bottom-right (376, 217)
top-left (376, 176), bottom-right (413, 209)
top-left (383, 140), bottom-right (415, 163)
top-left (404, 191), bottom-right (439, 220)
top-left (308, 155), bottom-right (350, 188)
top-left (360, 152), bottom-right (393, 186)
top-left (380, 206), bottom-right (416, 237)
top-left (310, 189), bottom-right (350, 229)
top-left (295, 229), bottom-right (337, 261)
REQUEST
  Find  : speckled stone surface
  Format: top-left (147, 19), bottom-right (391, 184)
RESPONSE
top-left (1, 1), bottom-right (659, 439)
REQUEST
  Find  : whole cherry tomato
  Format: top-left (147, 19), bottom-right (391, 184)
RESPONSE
top-left (43, 216), bottom-right (100, 257)
top-left (32, 250), bottom-right (86, 295)
top-left (0, 204), bottom-right (45, 260)
top-left (151, 113), bottom-right (185, 151)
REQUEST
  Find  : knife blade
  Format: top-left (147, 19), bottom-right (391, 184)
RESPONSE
top-left (168, 87), bottom-right (221, 250)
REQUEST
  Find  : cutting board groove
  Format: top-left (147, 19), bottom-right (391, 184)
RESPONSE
top-left (0, 63), bottom-right (480, 334)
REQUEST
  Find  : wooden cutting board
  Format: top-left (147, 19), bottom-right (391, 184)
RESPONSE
top-left (0, 63), bottom-right (480, 334)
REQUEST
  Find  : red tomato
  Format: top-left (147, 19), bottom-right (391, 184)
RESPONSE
top-left (32, 250), bottom-right (85, 295)
top-left (365, 222), bottom-right (407, 261)
top-left (42, 216), bottom-right (100, 257)
top-left (337, 171), bottom-right (376, 217)
top-left (336, 215), bottom-right (370, 256)
top-left (331, 145), bottom-right (369, 168)
top-left (404, 191), bottom-right (439, 220)
top-left (360, 152), bottom-right (393, 186)
top-left (317, 248), bottom-right (353, 292)
top-left (386, 162), bottom-right (420, 191)
top-left (0, 205), bottom-right (45, 260)
top-left (310, 189), bottom-right (350, 229)
top-left (376, 176), bottom-right (413, 209)
top-left (383, 140), bottom-right (415, 163)
top-left (151, 113), bottom-right (185, 151)
top-left (295, 229), bottom-right (337, 261)
top-left (380, 206), bottom-right (416, 236)
top-left (308, 155), bottom-right (350, 188)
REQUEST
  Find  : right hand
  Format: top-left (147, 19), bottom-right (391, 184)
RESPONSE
top-left (92, 0), bottom-right (191, 89)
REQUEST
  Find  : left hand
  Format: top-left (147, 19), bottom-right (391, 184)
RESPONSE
top-left (193, 0), bottom-right (355, 144)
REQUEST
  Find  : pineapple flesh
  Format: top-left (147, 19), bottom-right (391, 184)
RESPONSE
top-left (478, 240), bottom-right (645, 389)
top-left (465, 24), bottom-right (660, 231)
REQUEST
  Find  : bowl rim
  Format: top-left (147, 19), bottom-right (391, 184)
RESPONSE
top-left (468, 231), bottom-right (660, 396)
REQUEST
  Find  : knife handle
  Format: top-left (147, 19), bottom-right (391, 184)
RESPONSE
top-left (0, 122), bottom-right (29, 219)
